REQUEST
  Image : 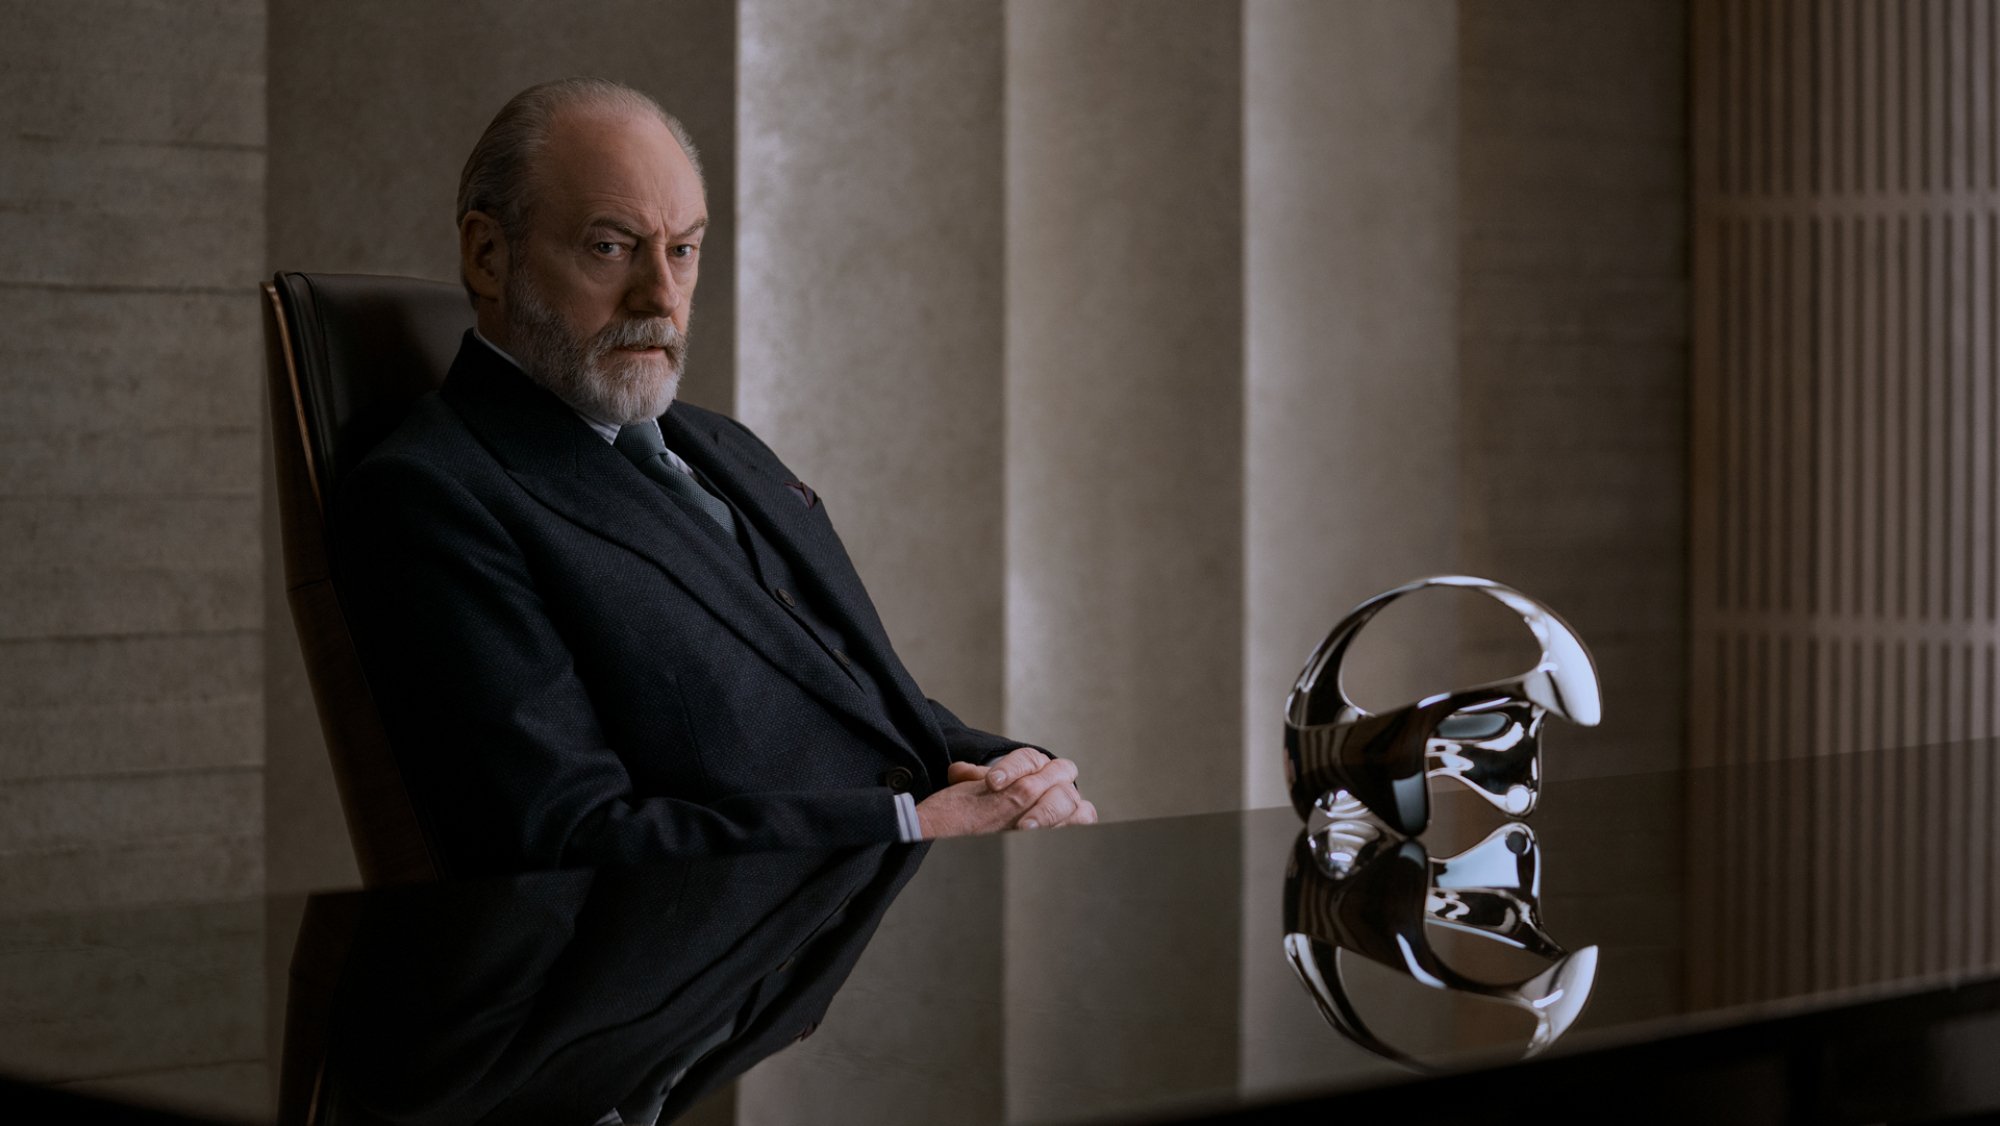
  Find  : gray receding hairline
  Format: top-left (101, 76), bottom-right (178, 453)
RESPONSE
top-left (455, 77), bottom-right (703, 304)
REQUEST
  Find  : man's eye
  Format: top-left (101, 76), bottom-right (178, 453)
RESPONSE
top-left (669, 244), bottom-right (697, 259)
top-left (594, 241), bottom-right (626, 256)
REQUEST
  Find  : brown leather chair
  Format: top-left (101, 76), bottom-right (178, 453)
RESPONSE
top-left (261, 271), bottom-right (470, 887)
top-left (266, 272), bottom-right (474, 1126)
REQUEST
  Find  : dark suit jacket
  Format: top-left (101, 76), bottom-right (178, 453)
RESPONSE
top-left (335, 334), bottom-right (1020, 875)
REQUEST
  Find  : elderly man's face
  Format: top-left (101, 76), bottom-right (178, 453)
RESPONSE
top-left (498, 106), bottom-right (707, 423)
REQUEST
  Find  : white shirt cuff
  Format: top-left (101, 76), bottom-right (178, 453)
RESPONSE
top-left (893, 792), bottom-right (922, 842)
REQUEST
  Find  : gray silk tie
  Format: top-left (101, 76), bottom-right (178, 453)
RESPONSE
top-left (614, 422), bottom-right (739, 537)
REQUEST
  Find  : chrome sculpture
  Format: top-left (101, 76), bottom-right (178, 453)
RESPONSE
top-left (1282, 804), bottom-right (1598, 1066)
top-left (1283, 575), bottom-right (1602, 835)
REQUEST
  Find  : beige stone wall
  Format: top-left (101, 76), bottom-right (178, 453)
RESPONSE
top-left (0, 0), bottom-right (267, 914)
top-left (1460, 0), bottom-right (1691, 781)
top-left (731, 4), bottom-right (1007, 1121)
top-left (1238, 0), bottom-right (1465, 1091)
top-left (1006, 0), bottom-right (1248, 822)
top-left (1243, 0), bottom-right (1464, 812)
top-left (1692, 0), bottom-right (2000, 764)
top-left (1687, 0), bottom-right (2000, 1010)
top-left (736, 0), bottom-right (1006, 734)
top-left (0, 0), bottom-right (269, 1116)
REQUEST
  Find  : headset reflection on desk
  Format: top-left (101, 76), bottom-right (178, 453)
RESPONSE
top-left (1280, 576), bottom-right (1603, 1066)
top-left (1283, 804), bottom-right (1599, 1067)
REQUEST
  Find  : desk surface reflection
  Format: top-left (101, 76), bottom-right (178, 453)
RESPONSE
top-left (4, 739), bottom-right (2000, 1125)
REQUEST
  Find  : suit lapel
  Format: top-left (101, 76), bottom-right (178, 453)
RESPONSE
top-left (438, 338), bottom-right (918, 760)
top-left (660, 408), bottom-right (943, 753)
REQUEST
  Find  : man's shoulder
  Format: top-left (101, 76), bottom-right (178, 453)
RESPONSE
top-left (333, 384), bottom-right (520, 543)
top-left (665, 399), bottom-right (744, 439)
top-left (347, 392), bottom-right (487, 485)
top-left (346, 334), bottom-right (527, 489)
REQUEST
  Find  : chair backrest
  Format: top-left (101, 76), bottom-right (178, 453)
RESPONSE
top-left (262, 272), bottom-right (471, 886)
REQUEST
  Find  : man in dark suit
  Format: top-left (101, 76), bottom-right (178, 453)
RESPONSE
top-left (336, 78), bottom-right (1092, 876)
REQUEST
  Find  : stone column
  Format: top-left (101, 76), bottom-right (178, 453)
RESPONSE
top-left (1005, 0), bottom-right (1244, 822)
top-left (733, 2), bottom-right (1007, 1123)
top-left (0, 1), bottom-right (268, 1117)
top-left (1239, 0), bottom-right (1462, 1095)
top-left (736, 0), bottom-right (1006, 735)
top-left (1004, 3), bottom-right (1244, 1119)
top-left (1459, 0), bottom-right (1689, 778)
top-left (1242, 0), bottom-right (1463, 812)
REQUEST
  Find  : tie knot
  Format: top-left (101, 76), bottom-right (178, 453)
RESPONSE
top-left (614, 421), bottom-right (669, 465)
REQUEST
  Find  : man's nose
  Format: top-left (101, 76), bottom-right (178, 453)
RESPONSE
top-left (626, 244), bottom-right (681, 316)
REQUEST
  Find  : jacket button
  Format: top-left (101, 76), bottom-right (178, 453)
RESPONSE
top-left (881, 767), bottom-right (914, 793)
top-left (775, 587), bottom-right (796, 607)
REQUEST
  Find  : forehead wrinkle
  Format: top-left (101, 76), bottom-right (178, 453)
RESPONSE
top-left (531, 107), bottom-right (704, 237)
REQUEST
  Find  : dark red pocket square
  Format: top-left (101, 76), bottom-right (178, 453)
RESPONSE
top-left (783, 480), bottom-right (818, 509)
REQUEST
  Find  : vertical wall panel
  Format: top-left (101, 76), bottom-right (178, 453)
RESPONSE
top-left (738, 0), bottom-right (1005, 741)
top-left (1006, 5), bottom-right (1243, 1120)
top-left (1239, 0), bottom-right (1459, 1093)
top-left (1696, 0), bottom-right (2000, 769)
top-left (1005, 0), bottom-right (1243, 821)
top-left (1693, 0), bottom-right (2000, 1006)
top-left (0, 0), bottom-right (265, 916)
top-left (733, 4), bottom-right (1006, 1123)
top-left (0, 2), bottom-right (267, 1117)
top-left (1242, 0), bottom-right (1459, 811)
top-left (1458, 0), bottom-right (1691, 779)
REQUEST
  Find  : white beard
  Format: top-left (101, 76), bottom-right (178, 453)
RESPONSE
top-left (503, 268), bottom-right (686, 424)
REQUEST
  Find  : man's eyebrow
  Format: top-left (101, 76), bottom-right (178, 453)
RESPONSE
top-left (583, 217), bottom-right (708, 242)
top-left (585, 218), bottom-right (648, 241)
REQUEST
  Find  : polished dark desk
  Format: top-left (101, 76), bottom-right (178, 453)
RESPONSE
top-left (4, 740), bottom-right (2000, 1124)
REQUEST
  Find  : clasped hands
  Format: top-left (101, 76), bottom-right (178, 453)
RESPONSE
top-left (915, 746), bottom-right (1097, 839)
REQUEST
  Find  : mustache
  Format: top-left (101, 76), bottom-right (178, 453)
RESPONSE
top-left (594, 318), bottom-right (686, 364)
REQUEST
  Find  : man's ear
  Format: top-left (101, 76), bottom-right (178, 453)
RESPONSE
top-left (459, 210), bottom-right (509, 305)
